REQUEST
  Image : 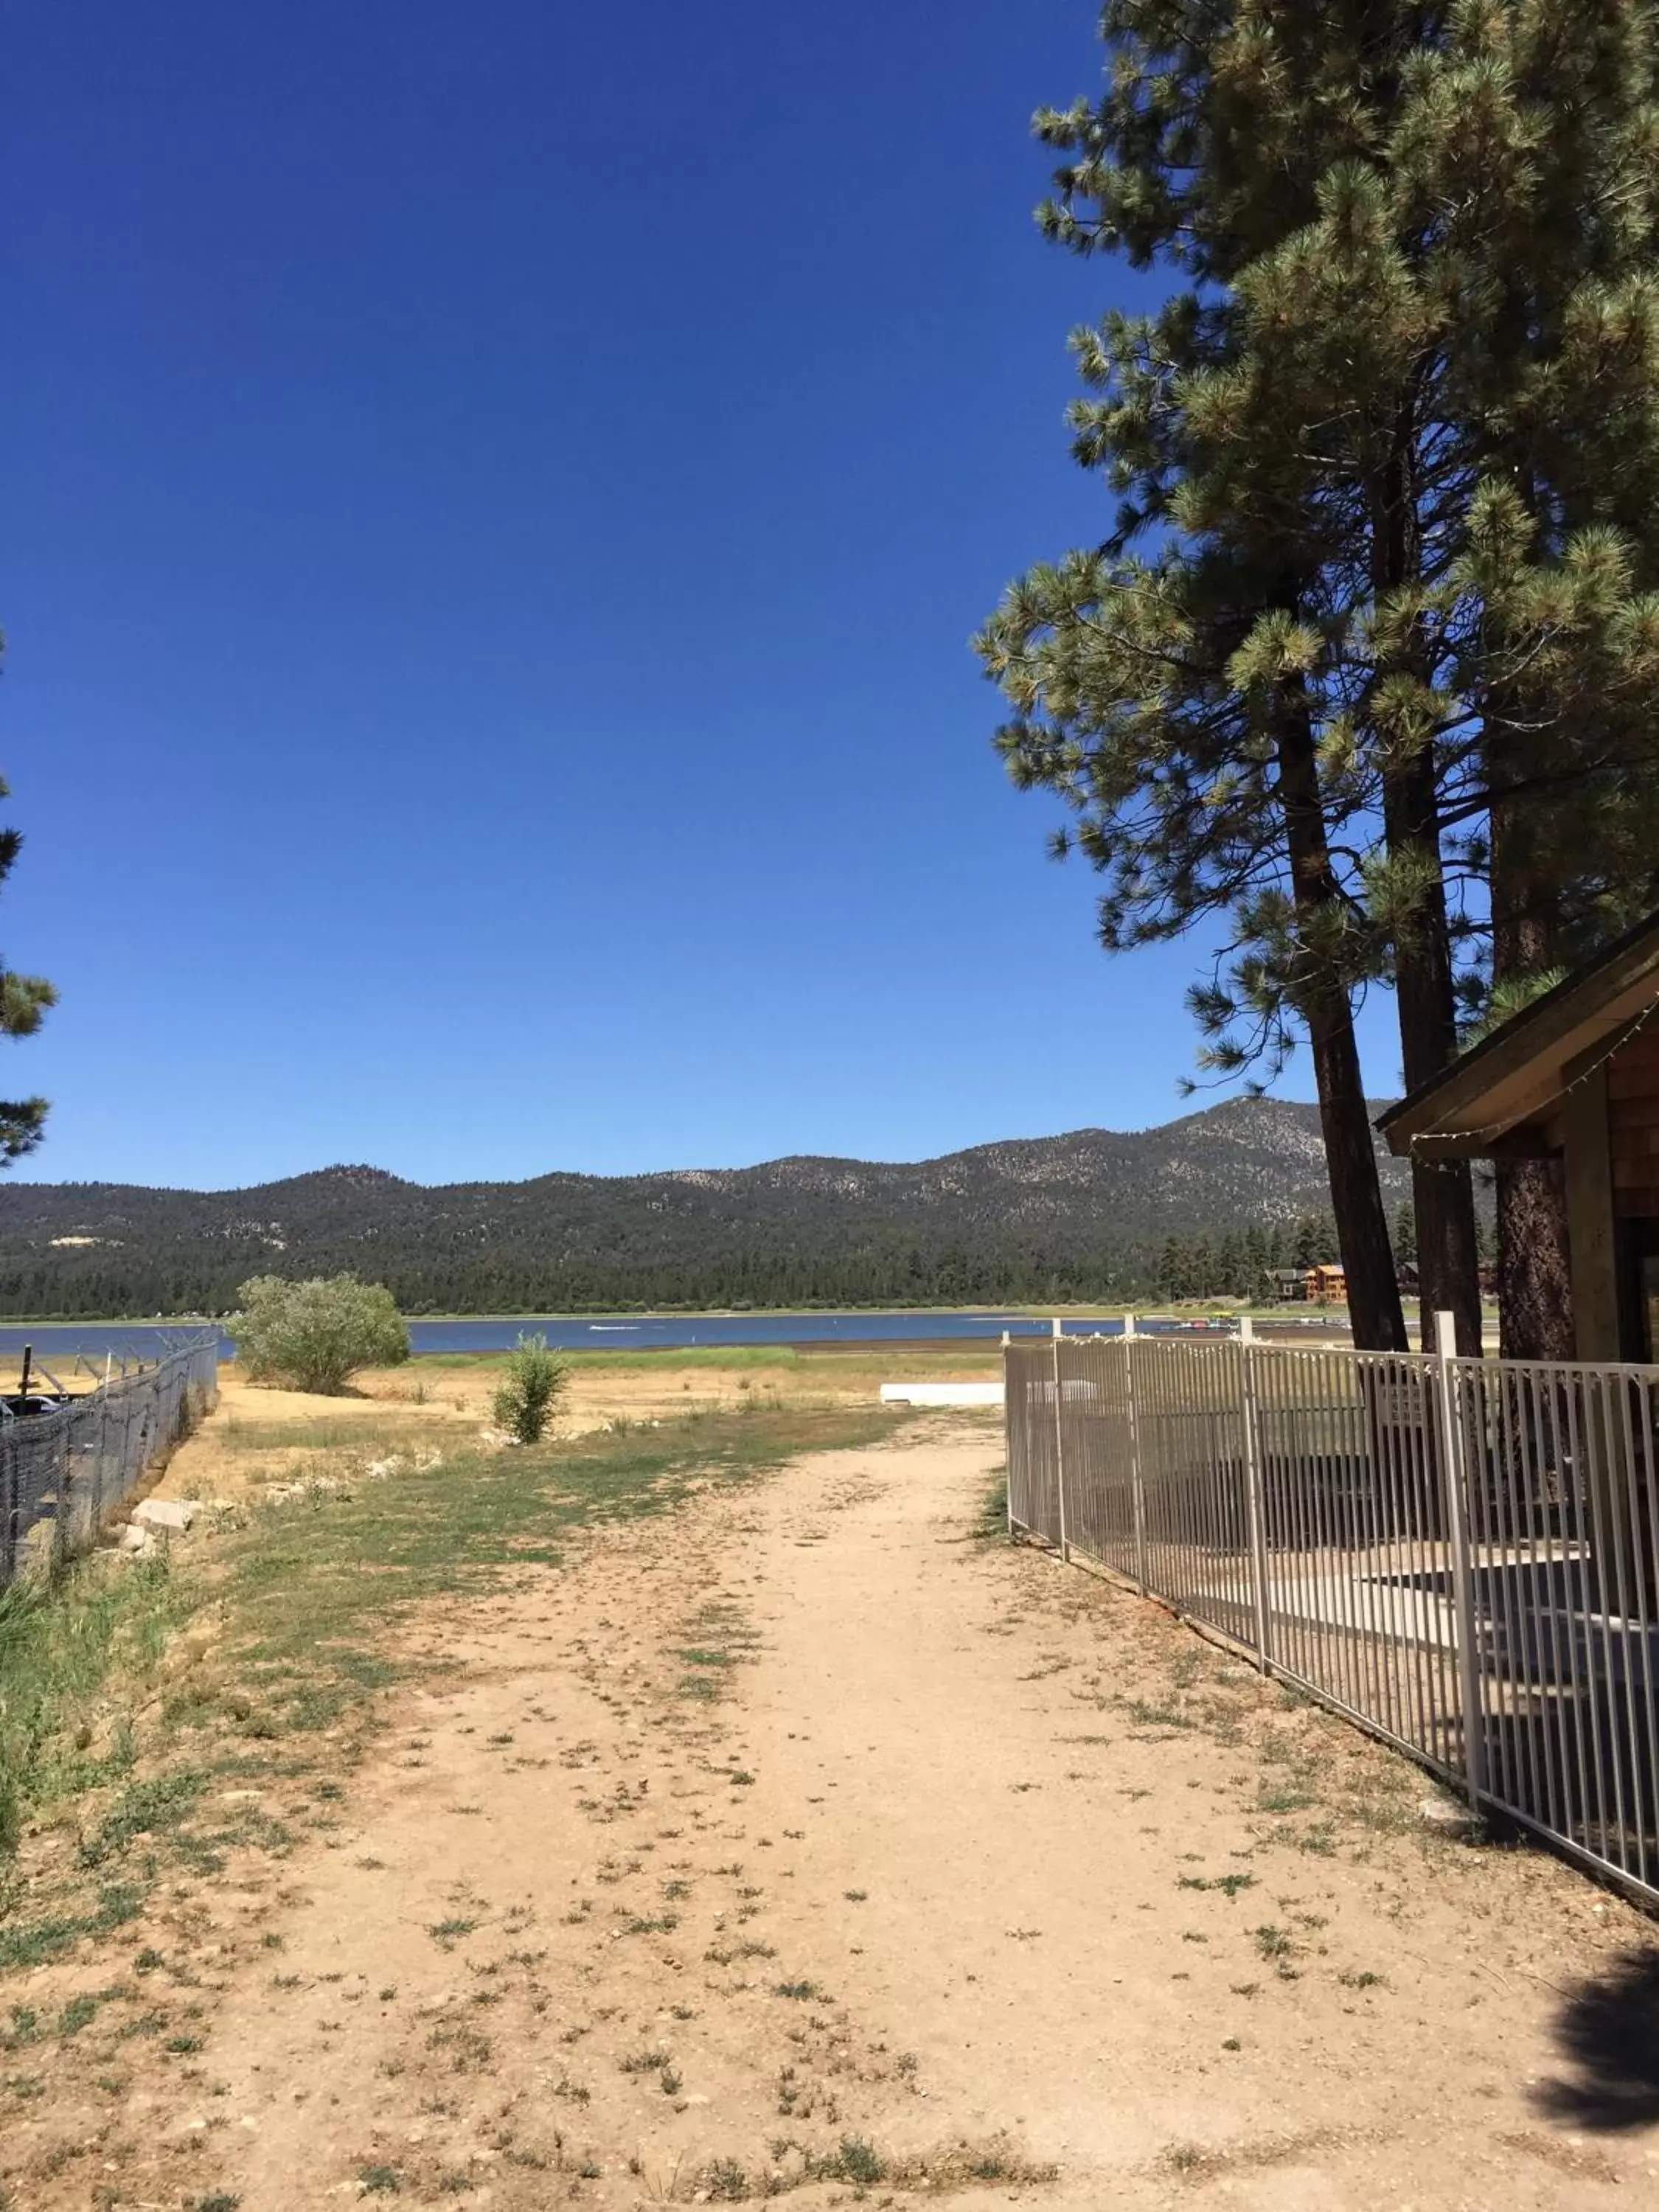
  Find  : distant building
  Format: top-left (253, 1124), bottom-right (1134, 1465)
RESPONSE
top-left (1263, 1265), bottom-right (1348, 1303)
top-left (1379, 908), bottom-right (1659, 1360)
top-left (1395, 1259), bottom-right (1420, 1295)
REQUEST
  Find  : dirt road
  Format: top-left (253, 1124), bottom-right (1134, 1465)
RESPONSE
top-left (28, 1419), bottom-right (1659, 2208)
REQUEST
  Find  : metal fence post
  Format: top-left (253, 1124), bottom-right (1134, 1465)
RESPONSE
top-left (94, 1380), bottom-right (111, 1528)
top-left (1001, 1335), bottom-right (1015, 1538)
top-left (1433, 1308), bottom-right (1486, 1810)
top-left (1123, 1312), bottom-right (1148, 1591)
top-left (1049, 1317), bottom-right (1069, 1559)
top-left (1239, 1316), bottom-right (1272, 1674)
top-left (1, 1420), bottom-right (15, 1584)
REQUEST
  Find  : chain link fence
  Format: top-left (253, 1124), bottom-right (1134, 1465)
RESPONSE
top-left (0, 1333), bottom-right (220, 1587)
top-left (1006, 1319), bottom-right (1659, 1908)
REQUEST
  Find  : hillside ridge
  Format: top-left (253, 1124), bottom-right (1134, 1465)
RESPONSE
top-left (0, 1095), bottom-right (1411, 1317)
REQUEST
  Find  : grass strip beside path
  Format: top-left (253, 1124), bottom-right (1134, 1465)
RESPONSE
top-left (0, 1400), bottom-right (904, 1977)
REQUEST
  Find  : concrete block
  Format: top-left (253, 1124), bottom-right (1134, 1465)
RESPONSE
top-left (1419, 1793), bottom-right (1481, 1837)
top-left (133, 1497), bottom-right (197, 1532)
top-left (16, 1518), bottom-right (57, 1580)
top-left (879, 1382), bottom-right (1004, 1408)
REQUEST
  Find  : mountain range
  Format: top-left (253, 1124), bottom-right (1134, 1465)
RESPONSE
top-left (0, 1095), bottom-right (1414, 1317)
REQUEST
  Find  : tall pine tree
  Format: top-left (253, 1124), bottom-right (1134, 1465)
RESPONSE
top-left (982, 1), bottom-right (1659, 1353)
top-left (0, 760), bottom-right (54, 1164)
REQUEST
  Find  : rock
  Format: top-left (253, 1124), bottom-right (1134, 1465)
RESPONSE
top-left (1419, 1792), bottom-right (1481, 1836)
top-left (117, 1523), bottom-right (150, 1554)
top-left (17, 1520), bottom-right (57, 1581)
top-left (134, 1498), bottom-right (196, 1532)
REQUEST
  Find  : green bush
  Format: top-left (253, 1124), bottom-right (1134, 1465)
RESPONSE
top-left (231, 1274), bottom-right (409, 1394)
top-left (490, 1333), bottom-right (568, 1444)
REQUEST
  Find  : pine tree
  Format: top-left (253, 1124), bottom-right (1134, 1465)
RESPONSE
top-left (1191, 0), bottom-right (1659, 1353)
top-left (980, 4), bottom-right (1411, 1345)
top-left (0, 770), bottom-right (55, 1164)
top-left (984, 1), bottom-right (1659, 1355)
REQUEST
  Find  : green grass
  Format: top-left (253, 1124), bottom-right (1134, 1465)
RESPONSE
top-left (414, 1344), bottom-right (803, 1373)
top-left (0, 1893), bottom-right (135, 1977)
top-left (973, 1472), bottom-right (1009, 1540)
top-left (210, 1405), bottom-right (899, 1735)
top-left (212, 1422), bottom-right (452, 1472)
top-left (810, 2137), bottom-right (885, 2185)
top-left (410, 1343), bottom-right (1001, 1382)
top-left (0, 1558), bottom-right (195, 1855)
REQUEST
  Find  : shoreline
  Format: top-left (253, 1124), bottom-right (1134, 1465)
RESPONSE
top-left (0, 1302), bottom-right (1135, 1329)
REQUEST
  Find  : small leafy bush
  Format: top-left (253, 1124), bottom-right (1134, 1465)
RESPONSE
top-left (231, 1274), bottom-right (410, 1394)
top-left (491, 1334), bottom-right (568, 1444)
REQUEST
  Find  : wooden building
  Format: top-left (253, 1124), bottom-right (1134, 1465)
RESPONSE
top-left (1378, 912), bottom-right (1659, 1363)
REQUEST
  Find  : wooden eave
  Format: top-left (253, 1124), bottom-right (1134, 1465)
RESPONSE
top-left (1377, 913), bottom-right (1659, 1163)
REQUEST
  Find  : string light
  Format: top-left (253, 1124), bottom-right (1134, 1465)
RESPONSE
top-left (1400, 983), bottom-right (1659, 1158)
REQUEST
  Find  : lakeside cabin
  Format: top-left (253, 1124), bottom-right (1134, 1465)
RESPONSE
top-left (1378, 909), bottom-right (1659, 1363)
top-left (1262, 1262), bottom-right (1349, 1306)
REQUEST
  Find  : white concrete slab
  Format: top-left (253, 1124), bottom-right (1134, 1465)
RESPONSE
top-left (880, 1382), bottom-right (1004, 1408)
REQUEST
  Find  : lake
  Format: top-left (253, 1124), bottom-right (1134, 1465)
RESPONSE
top-left (0, 1308), bottom-right (1148, 1366)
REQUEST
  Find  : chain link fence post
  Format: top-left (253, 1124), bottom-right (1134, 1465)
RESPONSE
top-left (1, 1417), bottom-right (15, 1584)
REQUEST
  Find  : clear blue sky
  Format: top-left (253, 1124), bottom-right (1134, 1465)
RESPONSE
top-left (5, 0), bottom-right (1399, 1191)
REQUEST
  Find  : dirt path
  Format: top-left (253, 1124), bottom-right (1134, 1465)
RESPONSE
top-left (41, 1420), bottom-right (1659, 2209)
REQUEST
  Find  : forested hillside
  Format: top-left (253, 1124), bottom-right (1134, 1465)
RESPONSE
top-left (0, 1096), bottom-right (1417, 1317)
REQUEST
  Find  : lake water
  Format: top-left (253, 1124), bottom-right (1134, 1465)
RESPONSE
top-left (0, 1309), bottom-right (1150, 1366)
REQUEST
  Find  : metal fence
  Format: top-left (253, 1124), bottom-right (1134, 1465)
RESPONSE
top-left (1006, 1318), bottom-right (1659, 1908)
top-left (0, 1333), bottom-right (220, 1587)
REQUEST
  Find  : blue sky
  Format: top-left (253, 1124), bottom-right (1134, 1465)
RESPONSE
top-left (5, 0), bottom-right (1399, 1190)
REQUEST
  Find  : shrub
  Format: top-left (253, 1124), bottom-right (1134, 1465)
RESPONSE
top-left (491, 1334), bottom-right (568, 1444)
top-left (231, 1275), bottom-right (410, 1394)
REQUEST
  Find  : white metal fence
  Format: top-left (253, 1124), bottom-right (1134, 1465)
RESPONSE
top-left (1005, 1318), bottom-right (1659, 1907)
top-left (0, 1333), bottom-right (220, 1587)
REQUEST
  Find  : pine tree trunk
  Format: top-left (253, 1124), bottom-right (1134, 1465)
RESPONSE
top-left (1277, 691), bottom-right (1407, 1352)
top-left (1371, 418), bottom-right (1484, 1354)
top-left (1490, 796), bottom-right (1576, 1360)
top-left (1382, 753), bottom-right (1484, 1355)
top-left (1494, 1157), bottom-right (1573, 1360)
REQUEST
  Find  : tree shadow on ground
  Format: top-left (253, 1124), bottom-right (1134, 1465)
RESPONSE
top-left (1531, 1949), bottom-right (1659, 2131)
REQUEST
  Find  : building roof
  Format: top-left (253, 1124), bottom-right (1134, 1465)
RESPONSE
top-left (1377, 908), bottom-right (1659, 1161)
